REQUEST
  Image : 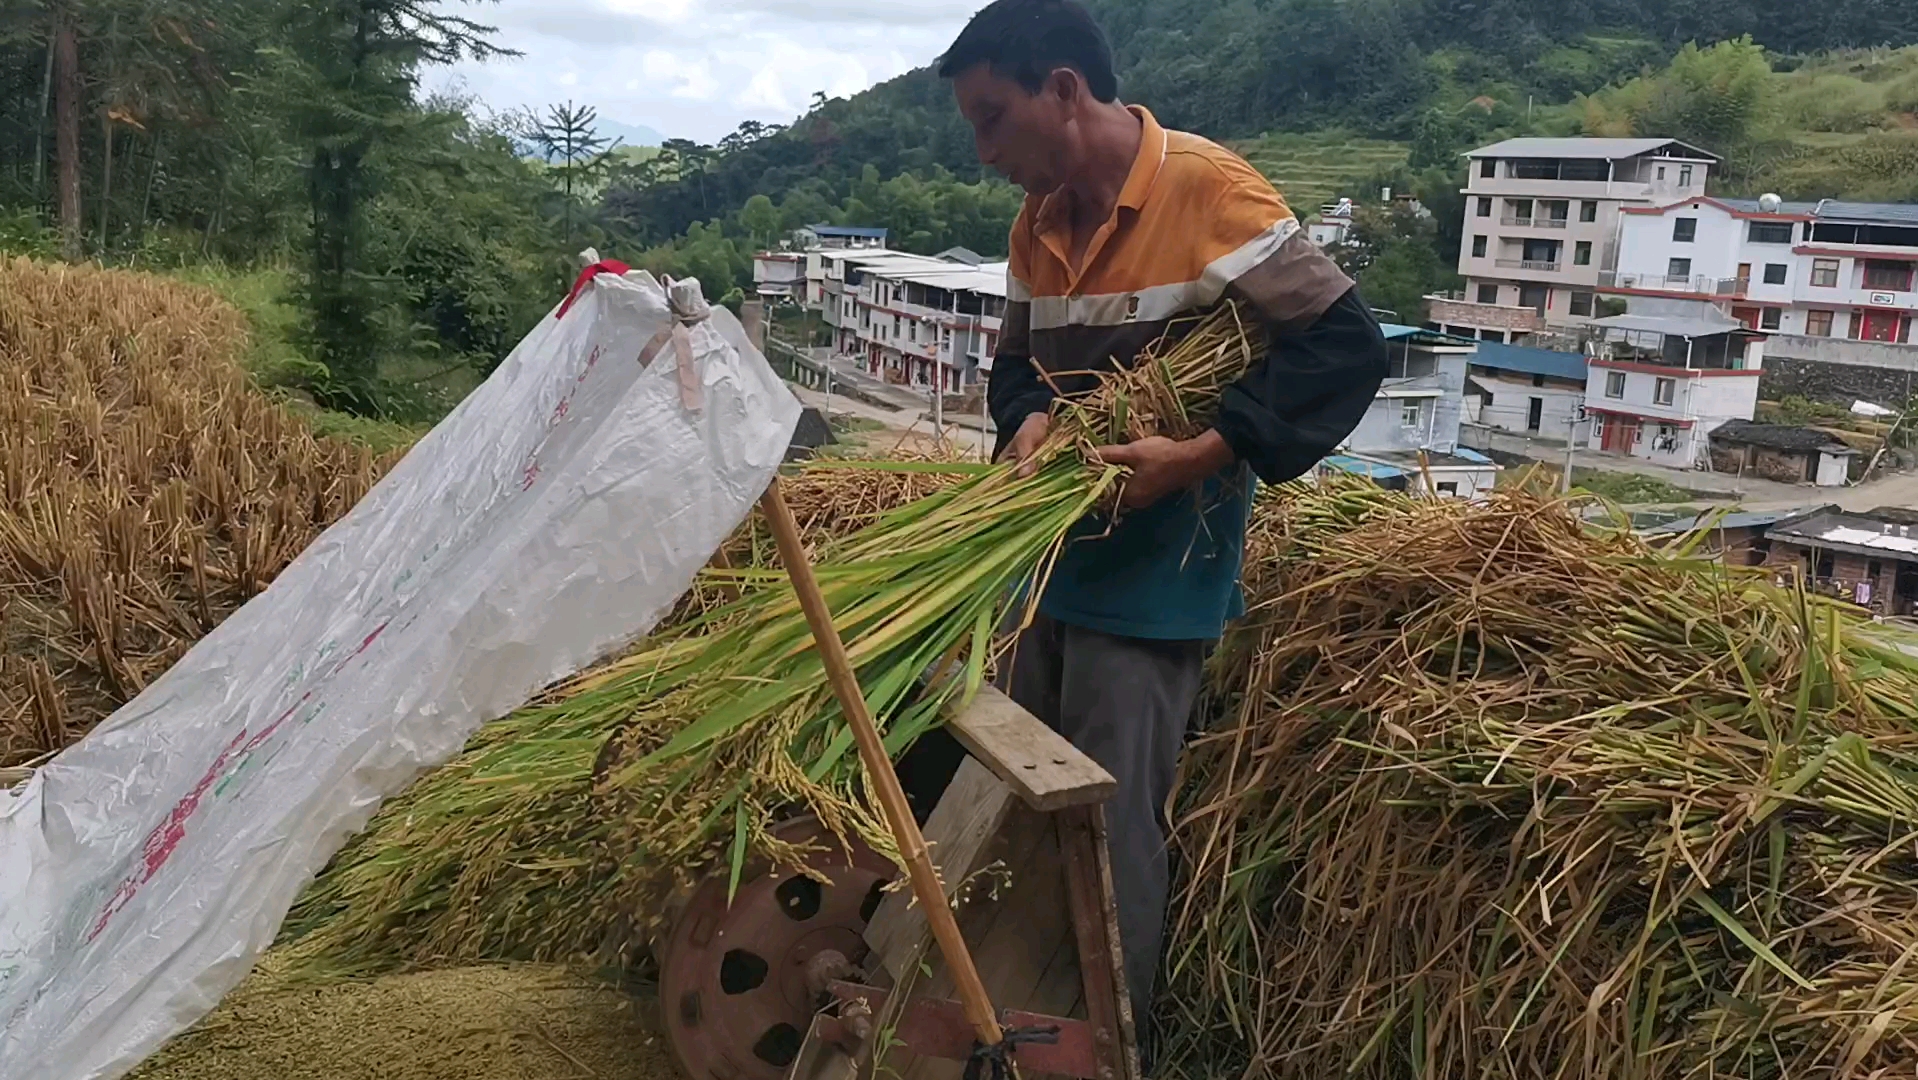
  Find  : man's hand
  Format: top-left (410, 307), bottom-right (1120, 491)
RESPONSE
top-left (1094, 430), bottom-right (1237, 510)
top-left (997, 413), bottom-right (1051, 478)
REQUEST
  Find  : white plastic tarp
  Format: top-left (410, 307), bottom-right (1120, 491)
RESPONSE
top-left (0, 268), bottom-right (800, 1080)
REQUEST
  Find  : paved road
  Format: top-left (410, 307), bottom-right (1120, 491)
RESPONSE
top-left (1507, 443), bottom-right (1918, 512)
top-left (788, 382), bottom-right (993, 458)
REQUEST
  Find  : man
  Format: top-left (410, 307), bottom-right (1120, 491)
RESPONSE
top-left (937, 0), bottom-right (1389, 1039)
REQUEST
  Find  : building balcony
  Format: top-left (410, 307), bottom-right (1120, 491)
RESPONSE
top-left (1497, 258), bottom-right (1562, 272)
top-left (1427, 294), bottom-right (1546, 332)
top-left (1599, 270), bottom-right (1748, 297)
top-left (1500, 216), bottom-right (1569, 229)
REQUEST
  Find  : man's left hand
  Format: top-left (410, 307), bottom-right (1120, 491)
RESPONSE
top-left (1094, 430), bottom-right (1236, 510)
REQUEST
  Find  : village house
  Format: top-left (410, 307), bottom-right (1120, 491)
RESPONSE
top-left (1600, 196), bottom-right (1918, 410)
top-left (1431, 136), bottom-right (1720, 344)
top-left (1581, 311), bottom-right (1765, 469)
top-left (1707, 420), bottom-right (1861, 487)
top-left (1760, 509), bottom-right (1918, 617)
top-left (1319, 325), bottom-right (1501, 498)
top-left (1462, 340), bottom-right (1591, 441)
top-left (1640, 506), bottom-right (1831, 566)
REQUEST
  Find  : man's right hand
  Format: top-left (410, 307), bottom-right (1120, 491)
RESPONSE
top-left (998, 413), bottom-right (1051, 478)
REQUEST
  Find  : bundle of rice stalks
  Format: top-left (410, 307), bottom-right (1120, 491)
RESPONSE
top-left (1159, 484), bottom-right (1918, 1079)
top-left (287, 304), bottom-right (1265, 972)
top-left (0, 258), bottom-right (396, 766)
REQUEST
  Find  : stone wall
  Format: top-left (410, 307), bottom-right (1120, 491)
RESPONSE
top-left (1759, 350), bottom-right (1918, 409)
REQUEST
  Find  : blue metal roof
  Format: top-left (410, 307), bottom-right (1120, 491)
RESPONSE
top-left (1322, 455), bottom-right (1406, 480)
top-left (1451, 448), bottom-right (1493, 464)
top-left (1380, 324), bottom-right (1478, 346)
top-left (1469, 341), bottom-right (1590, 382)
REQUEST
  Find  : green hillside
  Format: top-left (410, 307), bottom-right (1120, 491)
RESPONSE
top-left (1232, 133), bottom-right (1413, 217)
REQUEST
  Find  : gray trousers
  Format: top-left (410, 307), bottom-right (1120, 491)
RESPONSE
top-left (995, 612), bottom-right (1208, 1032)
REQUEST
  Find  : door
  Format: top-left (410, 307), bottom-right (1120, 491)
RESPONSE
top-left (1527, 397), bottom-right (1544, 433)
top-left (1731, 306), bottom-right (1761, 330)
top-left (1519, 284), bottom-right (1550, 313)
top-left (1736, 263), bottom-right (1752, 288)
top-left (1862, 310), bottom-right (1902, 342)
top-left (1600, 417), bottom-right (1632, 453)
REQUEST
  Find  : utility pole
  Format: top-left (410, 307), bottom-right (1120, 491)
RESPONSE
top-left (1562, 410), bottom-right (1583, 494)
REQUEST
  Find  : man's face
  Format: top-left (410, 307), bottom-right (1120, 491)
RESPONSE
top-left (951, 64), bottom-right (1074, 196)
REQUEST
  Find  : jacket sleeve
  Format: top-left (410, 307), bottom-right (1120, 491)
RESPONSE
top-left (1214, 286), bottom-right (1390, 484)
top-left (1192, 160), bottom-right (1388, 484)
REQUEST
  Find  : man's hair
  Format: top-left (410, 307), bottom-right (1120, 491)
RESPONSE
top-left (937, 0), bottom-right (1119, 103)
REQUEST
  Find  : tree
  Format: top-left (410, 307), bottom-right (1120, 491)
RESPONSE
top-left (740, 193), bottom-right (780, 250)
top-left (527, 100), bottom-right (614, 250)
top-left (276, 0), bottom-right (509, 409)
top-left (1330, 204), bottom-right (1460, 326)
top-left (52, 4), bottom-right (80, 260)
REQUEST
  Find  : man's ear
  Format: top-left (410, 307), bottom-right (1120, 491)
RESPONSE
top-left (1045, 67), bottom-right (1082, 109)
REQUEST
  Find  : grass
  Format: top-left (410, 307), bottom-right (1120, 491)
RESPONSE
top-left (1230, 131), bottom-right (1411, 217)
top-left (1571, 469), bottom-right (1704, 505)
top-left (167, 263), bottom-right (426, 453)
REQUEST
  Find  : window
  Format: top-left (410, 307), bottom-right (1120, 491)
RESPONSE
top-left (1472, 235), bottom-right (1488, 258)
top-left (1763, 263), bottom-right (1788, 285)
top-left (1574, 241), bottom-right (1592, 266)
top-left (1760, 307), bottom-right (1782, 331)
top-left (1673, 218), bottom-right (1698, 242)
top-left (1476, 196), bottom-right (1493, 218)
top-left (1532, 374), bottom-right (1547, 387)
top-left (1512, 159), bottom-right (1560, 180)
top-left (1657, 165), bottom-right (1668, 181)
top-left (1580, 201), bottom-right (1598, 223)
top-left (1480, 158), bottom-right (1496, 178)
top-left (1811, 258), bottom-right (1841, 287)
top-left (1569, 290), bottom-right (1595, 317)
top-left (1605, 371), bottom-right (1626, 398)
top-left (1668, 258), bottom-right (1693, 280)
top-left (1542, 200), bottom-right (1570, 223)
top-left (1436, 482), bottom-right (1459, 496)
top-left (1401, 400), bottom-right (1424, 428)
top-left (1654, 377), bottom-right (1676, 406)
top-left (1806, 309), bottom-right (1835, 337)
top-left (1748, 222), bottom-right (1795, 244)
top-left (1679, 164), bottom-right (1694, 187)
top-left (1864, 260), bottom-right (1915, 291)
top-left (1507, 198), bottom-right (1533, 222)
top-left (1477, 283), bottom-right (1500, 304)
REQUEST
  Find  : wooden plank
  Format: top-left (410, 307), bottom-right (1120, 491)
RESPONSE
top-left (895, 816), bottom-right (1077, 1080)
top-left (1061, 804), bottom-right (1140, 1080)
top-left (945, 686), bottom-right (1115, 812)
top-left (865, 756), bottom-right (1017, 981)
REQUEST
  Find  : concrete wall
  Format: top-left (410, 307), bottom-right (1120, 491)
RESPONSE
top-left (1473, 372), bottom-right (1585, 438)
top-left (1760, 339), bottom-right (1918, 407)
top-left (1711, 442), bottom-right (1816, 484)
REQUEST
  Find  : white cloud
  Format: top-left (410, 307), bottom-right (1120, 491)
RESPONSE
top-left (427, 0), bottom-right (973, 142)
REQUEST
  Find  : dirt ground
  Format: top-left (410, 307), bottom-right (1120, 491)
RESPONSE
top-left (131, 956), bottom-right (681, 1080)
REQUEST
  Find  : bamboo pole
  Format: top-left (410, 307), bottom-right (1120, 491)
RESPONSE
top-left (758, 477), bottom-right (1006, 1048)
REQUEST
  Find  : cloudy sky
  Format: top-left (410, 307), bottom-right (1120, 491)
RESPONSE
top-left (428, 0), bottom-right (982, 144)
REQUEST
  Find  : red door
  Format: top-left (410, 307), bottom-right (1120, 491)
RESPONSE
top-left (1862, 310), bottom-right (1902, 343)
top-left (1600, 417), bottom-right (1632, 453)
top-left (1731, 306), bottom-right (1761, 330)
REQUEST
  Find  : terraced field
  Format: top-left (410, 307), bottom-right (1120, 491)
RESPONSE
top-left (1231, 131), bottom-right (1412, 218)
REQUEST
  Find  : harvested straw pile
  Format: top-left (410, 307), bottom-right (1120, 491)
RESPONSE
top-left (1160, 485), bottom-right (1918, 1079)
top-left (0, 258), bottom-right (393, 766)
top-left (288, 305), bottom-right (1264, 972)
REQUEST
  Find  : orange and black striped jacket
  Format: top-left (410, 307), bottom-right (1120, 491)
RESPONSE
top-left (990, 106), bottom-right (1386, 485)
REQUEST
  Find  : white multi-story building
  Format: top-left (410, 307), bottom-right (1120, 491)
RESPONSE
top-left (1430, 137), bottom-right (1720, 343)
top-left (762, 245), bottom-right (1007, 394)
top-left (1599, 197), bottom-right (1918, 407)
top-left (848, 260), bottom-right (1008, 393)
